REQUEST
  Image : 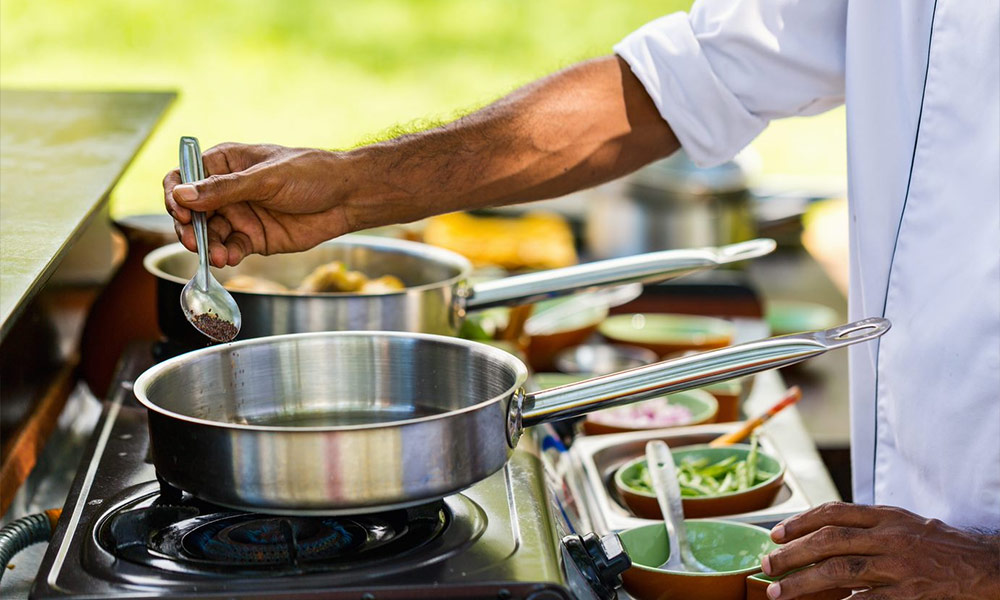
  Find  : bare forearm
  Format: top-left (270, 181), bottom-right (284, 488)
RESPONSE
top-left (341, 55), bottom-right (678, 229)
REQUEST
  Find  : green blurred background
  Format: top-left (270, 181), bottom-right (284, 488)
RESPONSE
top-left (1, 0), bottom-right (845, 217)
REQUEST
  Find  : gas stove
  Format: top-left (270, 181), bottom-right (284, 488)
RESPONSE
top-left (30, 346), bottom-right (629, 599)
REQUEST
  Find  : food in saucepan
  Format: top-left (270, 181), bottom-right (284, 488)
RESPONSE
top-left (221, 261), bottom-right (406, 295)
top-left (622, 434), bottom-right (775, 497)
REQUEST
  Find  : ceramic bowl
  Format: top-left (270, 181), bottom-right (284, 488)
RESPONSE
top-left (524, 297), bottom-right (609, 371)
top-left (553, 343), bottom-right (658, 375)
top-left (765, 300), bottom-right (839, 336)
top-left (746, 571), bottom-right (853, 600)
top-left (620, 520), bottom-right (778, 600)
top-left (614, 444), bottom-right (785, 519)
top-left (599, 313), bottom-right (734, 357)
top-left (582, 389), bottom-right (718, 435)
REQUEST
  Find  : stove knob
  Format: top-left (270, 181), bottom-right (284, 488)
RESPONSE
top-left (561, 532), bottom-right (631, 599)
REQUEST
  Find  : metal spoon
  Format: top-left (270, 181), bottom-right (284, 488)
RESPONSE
top-left (177, 136), bottom-right (241, 342)
top-left (645, 440), bottom-right (713, 572)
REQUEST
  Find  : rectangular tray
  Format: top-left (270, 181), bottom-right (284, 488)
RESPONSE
top-left (566, 423), bottom-right (815, 533)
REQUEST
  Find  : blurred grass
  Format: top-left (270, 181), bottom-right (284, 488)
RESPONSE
top-left (1, 0), bottom-right (845, 217)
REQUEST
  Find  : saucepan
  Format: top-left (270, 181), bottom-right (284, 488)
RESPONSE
top-left (144, 236), bottom-right (776, 344)
top-left (133, 318), bottom-right (890, 515)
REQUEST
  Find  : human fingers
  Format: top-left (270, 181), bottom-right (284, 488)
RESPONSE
top-left (206, 214), bottom-right (233, 268)
top-left (223, 231), bottom-right (255, 266)
top-left (763, 526), bottom-right (883, 576)
top-left (765, 555), bottom-right (897, 599)
top-left (771, 503), bottom-right (894, 543)
top-left (163, 168), bottom-right (191, 223)
top-left (172, 162), bottom-right (278, 213)
top-left (174, 220), bottom-right (197, 253)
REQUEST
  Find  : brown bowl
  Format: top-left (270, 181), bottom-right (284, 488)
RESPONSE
top-left (525, 323), bottom-right (600, 371)
top-left (614, 445), bottom-right (785, 519)
top-left (747, 572), bottom-right (852, 600)
top-left (620, 520), bottom-right (777, 600)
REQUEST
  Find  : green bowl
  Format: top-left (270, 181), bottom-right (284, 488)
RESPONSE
top-left (599, 313), bottom-right (734, 357)
top-left (614, 444), bottom-right (785, 518)
top-left (765, 300), bottom-right (839, 336)
top-left (620, 520), bottom-right (778, 600)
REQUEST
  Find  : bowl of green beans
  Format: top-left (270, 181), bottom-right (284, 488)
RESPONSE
top-left (614, 436), bottom-right (785, 519)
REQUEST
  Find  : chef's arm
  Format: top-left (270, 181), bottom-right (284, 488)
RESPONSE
top-left (164, 55), bottom-right (678, 266)
top-left (339, 55), bottom-right (679, 229)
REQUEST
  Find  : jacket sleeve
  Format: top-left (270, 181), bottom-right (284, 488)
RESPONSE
top-left (615, 0), bottom-right (847, 167)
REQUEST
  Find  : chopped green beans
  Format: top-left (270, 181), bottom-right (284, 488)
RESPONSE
top-left (622, 435), bottom-right (776, 497)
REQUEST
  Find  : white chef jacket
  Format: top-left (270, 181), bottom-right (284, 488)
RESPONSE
top-left (616, 0), bottom-right (1000, 529)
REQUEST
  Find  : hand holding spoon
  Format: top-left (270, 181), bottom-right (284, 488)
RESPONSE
top-left (178, 136), bottom-right (241, 342)
top-left (645, 440), bottom-right (713, 572)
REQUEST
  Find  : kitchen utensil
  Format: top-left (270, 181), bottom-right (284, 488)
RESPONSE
top-left (146, 237), bottom-right (777, 345)
top-left (645, 441), bottom-right (712, 572)
top-left (133, 317), bottom-right (889, 514)
top-left (176, 136), bottom-right (241, 342)
top-left (619, 520), bottom-right (777, 600)
top-left (586, 149), bottom-right (758, 260)
top-left (615, 445), bottom-right (785, 519)
top-left (709, 386), bottom-right (802, 447)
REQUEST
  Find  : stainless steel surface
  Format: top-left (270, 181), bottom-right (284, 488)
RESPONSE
top-left (554, 344), bottom-right (658, 375)
top-left (586, 150), bottom-right (758, 259)
top-left (567, 422), bottom-right (816, 533)
top-left (30, 355), bottom-right (582, 598)
top-left (520, 317), bottom-right (890, 427)
top-left (134, 331), bottom-right (529, 514)
top-left (146, 238), bottom-right (777, 344)
top-left (176, 137), bottom-right (241, 341)
top-left (645, 441), bottom-right (709, 572)
top-left (133, 319), bottom-right (886, 514)
top-left (463, 238), bottom-right (776, 310)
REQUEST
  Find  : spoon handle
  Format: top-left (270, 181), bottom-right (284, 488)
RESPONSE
top-left (179, 137), bottom-right (211, 290)
top-left (647, 440), bottom-right (712, 572)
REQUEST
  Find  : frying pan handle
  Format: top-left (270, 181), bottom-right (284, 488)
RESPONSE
top-left (516, 317), bottom-right (890, 430)
top-left (462, 238), bottom-right (776, 311)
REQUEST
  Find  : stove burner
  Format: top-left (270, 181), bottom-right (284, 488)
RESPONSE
top-left (177, 514), bottom-right (366, 564)
top-left (99, 491), bottom-right (455, 575)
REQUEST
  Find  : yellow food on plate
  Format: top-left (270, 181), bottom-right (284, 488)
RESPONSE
top-left (423, 211), bottom-right (577, 270)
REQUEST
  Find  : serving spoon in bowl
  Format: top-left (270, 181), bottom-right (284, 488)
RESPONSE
top-left (177, 136), bottom-right (241, 342)
top-left (645, 440), bottom-right (713, 572)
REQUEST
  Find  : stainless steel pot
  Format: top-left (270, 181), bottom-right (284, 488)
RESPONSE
top-left (133, 318), bottom-right (889, 515)
top-left (586, 150), bottom-right (757, 259)
top-left (144, 236), bottom-right (776, 344)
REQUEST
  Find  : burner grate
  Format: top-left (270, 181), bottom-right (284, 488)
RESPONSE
top-left (180, 515), bottom-right (366, 564)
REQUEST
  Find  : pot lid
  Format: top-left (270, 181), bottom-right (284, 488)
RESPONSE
top-left (629, 148), bottom-right (759, 195)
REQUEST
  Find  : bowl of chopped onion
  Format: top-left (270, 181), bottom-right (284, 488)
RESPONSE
top-left (613, 437), bottom-right (785, 518)
top-left (580, 389), bottom-right (718, 435)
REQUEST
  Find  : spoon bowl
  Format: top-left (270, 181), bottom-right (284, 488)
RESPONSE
top-left (177, 136), bottom-right (241, 342)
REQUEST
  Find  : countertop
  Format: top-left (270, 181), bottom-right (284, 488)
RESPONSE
top-left (0, 89), bottom-right (175, 340)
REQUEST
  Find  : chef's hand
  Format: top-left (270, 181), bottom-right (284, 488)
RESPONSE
top-left (760, 502), bottom-right (1000, 600)
top-left (164, 143), bottom-right (353, 267)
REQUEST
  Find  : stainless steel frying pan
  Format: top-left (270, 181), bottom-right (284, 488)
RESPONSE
top-left (133, 318), bottom-right (890, 515)
top-left (144, 236), bottom-right (776, 344)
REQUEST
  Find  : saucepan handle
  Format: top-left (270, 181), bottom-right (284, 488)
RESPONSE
top-left (463, 238), bottom-right (776, 311)
top-left (516, 317), bottom-right (890, 430)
